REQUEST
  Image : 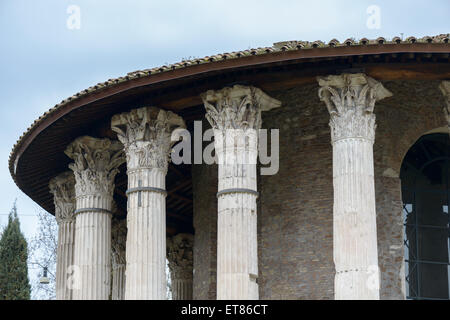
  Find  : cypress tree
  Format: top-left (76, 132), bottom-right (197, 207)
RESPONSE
top-left (0, 202), bottom-right (31, 300)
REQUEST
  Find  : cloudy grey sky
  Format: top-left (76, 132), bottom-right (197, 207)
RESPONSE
top-left (0, 0), bottom-right (448, 242)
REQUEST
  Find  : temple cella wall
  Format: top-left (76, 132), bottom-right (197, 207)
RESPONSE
top-left (192, 80), bottom-right (447, 300)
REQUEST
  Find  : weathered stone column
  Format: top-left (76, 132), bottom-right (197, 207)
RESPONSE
top-left (111, 218), bottom-right (127, 300)
top-left (201, 85), bottom-right (281, 300)
top-left (317, 74), bottom-right (392, 300)
top-left (65, 136), bottom-right (125, 300)
top-left (111, 107), bottom-right (185, 300)
top-left (439, 81), bottom-right (450, 136)
top-left (167, 233), bottom-right (194, 300)
top-left (49, 171), bottom-right (76, 300)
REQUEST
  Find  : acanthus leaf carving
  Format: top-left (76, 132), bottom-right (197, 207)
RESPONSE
top-left (64, 136), bottom-right (126, 198)
top-left (317, 73), bottom-right (393, 143)
top-left (49, 171), bottom-right (76, 223)
top-left (201, 85), bottom-right (281, 132)
top-left (111, 107), bottom-right (186, 173)
top-left (167, 233), bottom-right (194, 281)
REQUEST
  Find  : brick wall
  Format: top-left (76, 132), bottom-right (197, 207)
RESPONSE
top-left (192, 119), bottom-right (218, 300)
top-left (258, 84), bottom-right (334, 299)
top-left (191, 80), bottom-right (447, 300)
top-left (374, 80), bottom-right (447, 299)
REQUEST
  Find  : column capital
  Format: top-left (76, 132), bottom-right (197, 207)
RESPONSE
top-left (167, 233), bottom-right (194, 281)
top-left (111, 218), bottom-right (127, 267)
top-left (64, 136), bottom-right (125, 199)
top-left (111, 107), bottom-right (185, 173)
top-left (439, 81), bottom-right (450, 131)
top-left (49, 171), bottom-right (76, 223)
top-left (317, 73), bottom-right (392, 142)
top-left (201, 85), bottom-right (281, 131)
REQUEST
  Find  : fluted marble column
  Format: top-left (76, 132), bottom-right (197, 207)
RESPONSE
top-left (439, 81), bottom-right (450, 136)
top-left (317, 73), bottom-right (392, 300)
top-left (167, 233), bottom-right (194, 300)
top-left (65, 136), bottom-right (125, 300)
top-left (111, 218), bottom-right (127, 300)
top-left (202, 85), bottom-right (281, 300)
top-left (49, 171), bottom-right (76, 300)
top-left (111, 107), bottom-right (185, 300)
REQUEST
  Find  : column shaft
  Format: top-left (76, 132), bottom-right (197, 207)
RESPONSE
top-left (65, 136), bottom-right (125, 300)
top-left (318, 73), bottom-right (393, 300)
top-left (50, 171), bottom-right (76, 300)
top-left (202, 85), bottom-right (281, 300)
top-left (112, 264), bottom-right (126, 300)
top-left (171, 280), bottom-right (193, 300)
top-left (216, 131), bottom-right (258, 299)
top-left (111, 106), bottom-right (185, 300)
top-left (56, 220), bottom-right (75, 299)
top-left (333, 138), bottom-right (378, 299)
top-left (73, 204), bottom-right (112, 300)
top-left (111, 217), bottom-right (127, 300)
top-left (125, 168), bottom-right (166, 299)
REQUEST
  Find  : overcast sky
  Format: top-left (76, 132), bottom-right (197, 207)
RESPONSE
top-left (0, 0), bottom-right (448, 248)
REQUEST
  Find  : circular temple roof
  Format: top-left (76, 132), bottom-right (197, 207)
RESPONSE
top-left (8, 34), bottom-right (450, 233)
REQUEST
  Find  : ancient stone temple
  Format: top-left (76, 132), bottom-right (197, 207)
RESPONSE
top-left (9, 35), bottom-right (450, 300)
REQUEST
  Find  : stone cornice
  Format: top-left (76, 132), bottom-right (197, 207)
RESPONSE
top-left (317, 73), bottom-right (393, 142)
top-left (111, 107), bottom-right (186, 173)
top-left (167, 233), bottom-right (194, 280)
top-left (49, 171), bottom-right (76, 223)
top-left (65, 136), bottom-right (126, 198)
top-left (201, 85), bottom-right (281, 131)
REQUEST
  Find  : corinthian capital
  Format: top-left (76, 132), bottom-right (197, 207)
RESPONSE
top-left (439, 81), bottom-right (450, 132)
top-left (111, 107), bottom-right (186, 173)
top-left (201, 85), bottom-right (281, 131)
top-left (167, 233), bottom-right (194, 280)
top-left (64, 136), bottom-right (126, 198)
top-left (49, 171), bottom-right (76, 223)
top-left (111, 218), bottom-right (127, 267)
top-left (317, 73), bottom-right (392, 142)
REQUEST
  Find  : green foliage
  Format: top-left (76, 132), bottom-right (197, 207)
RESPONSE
top-left (0, 202), bottom-right (31, 300)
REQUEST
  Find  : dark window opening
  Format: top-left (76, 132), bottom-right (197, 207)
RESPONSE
top-left (400, 133), bottom-right (450, 300)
